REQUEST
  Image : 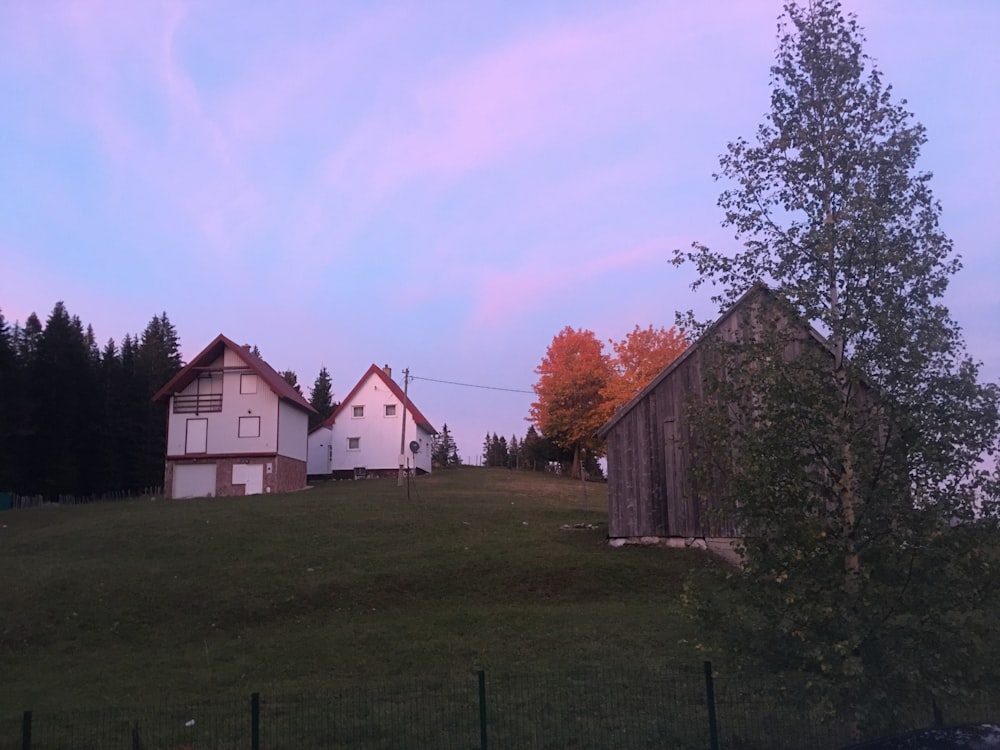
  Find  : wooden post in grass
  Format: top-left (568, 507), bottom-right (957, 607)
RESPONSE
top-left (251, 692), bottom-right (260, 750)
top-left (478, 670), bottom-right (488, 750)
top-left (704, 661), bottom-right (719, 750)
top-left (21, 710), bottom-right (31, 750)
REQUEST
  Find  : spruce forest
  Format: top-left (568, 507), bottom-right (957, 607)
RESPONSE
top-left (0, 303), bottom-right (183, 498)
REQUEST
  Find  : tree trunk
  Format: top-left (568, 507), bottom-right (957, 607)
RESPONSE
top-left (571, 444), bottom-right (582, 479)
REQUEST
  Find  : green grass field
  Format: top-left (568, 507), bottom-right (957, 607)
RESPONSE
top-left (0, 468), bottom-right (713, 715)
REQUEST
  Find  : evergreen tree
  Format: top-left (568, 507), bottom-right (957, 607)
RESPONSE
top-left (118, 333), bottom-right (145, 490)
top-left (280, 370), bottom-right (302, 394)
top-left (0, 310), bottom-right (16, 489)
top-left (676, 0), bottom-right (1000, 731)
top-left (136, 313), bottom-right (182, 489)
top-left (308, 366), bottom-right (335, 429)
top-left (1, 307), bottom-right (185, 497)
top-left (508, 435), bottom-right (519, 469)
top-left (96, 338), bottom-right (126, 492)
top-left (434, 424), bottom-right (459, 467)
top-left (521, 425), bottom-right (542, 471)
top-left (27, 302), bottom-right (96, 495)
top-left (15, 314), bottom-right (42, 363)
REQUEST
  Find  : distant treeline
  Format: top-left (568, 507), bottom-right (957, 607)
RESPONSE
top-left (481, 427), bottom-right (603, 478)
top-left (0, 303), bottom-right (182, 498)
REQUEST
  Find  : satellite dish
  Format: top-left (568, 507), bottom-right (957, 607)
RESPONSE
top-left (409, 440), bottom-right (420, 454)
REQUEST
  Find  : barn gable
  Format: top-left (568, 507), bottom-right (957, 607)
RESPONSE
top-left (597, 284), bottom-right (834, 547)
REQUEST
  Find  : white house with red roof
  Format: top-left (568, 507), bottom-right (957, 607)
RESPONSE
top-left (307, 364), bottom-right (437, 479)
top-left (153, 334), bottom-right (317, 498)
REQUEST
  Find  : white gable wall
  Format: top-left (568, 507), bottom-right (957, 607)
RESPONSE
top-left (165, 352), bottom-right (280, 457)
top-left (277, 401), bottom-right (308, 460)
top-left (307, 426), bottom-right (333, 474)
top-left (413, 425), bottom-right (433, 473)
top-left (329, 373), bottom-right (434, 473)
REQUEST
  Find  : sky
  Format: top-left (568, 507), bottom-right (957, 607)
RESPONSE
top-left (1, 0), bottom-right (997, 464)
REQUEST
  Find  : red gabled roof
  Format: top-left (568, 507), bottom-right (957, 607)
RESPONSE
top-left (152, 333), bottom-right (317, 413)
top-left (312, 364), bottom-right (436, 434)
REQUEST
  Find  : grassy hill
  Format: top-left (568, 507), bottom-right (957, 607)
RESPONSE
top-left (0, 468), bottom-right (713, 714)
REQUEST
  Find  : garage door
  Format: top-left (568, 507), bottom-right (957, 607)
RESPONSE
top-left (173, 464), bottom-right (217, 498)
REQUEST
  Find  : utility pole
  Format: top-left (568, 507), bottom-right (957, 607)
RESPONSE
top-left (397, 368), bottom-right (409, 487)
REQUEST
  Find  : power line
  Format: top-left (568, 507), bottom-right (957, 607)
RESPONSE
top-left (410, 374), bottom-right (533, 395)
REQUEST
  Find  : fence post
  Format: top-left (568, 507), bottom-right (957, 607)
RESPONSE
top-left (932, 698), bottom-right (943, 727)
top-left (704, 661), bottom-right (719, 750)
top-left (251, 692), bottom-right (260, 750)
top-left (21, 710), bottom-right (31, 750)
top-left (478, 670), bottom-right (488, 750)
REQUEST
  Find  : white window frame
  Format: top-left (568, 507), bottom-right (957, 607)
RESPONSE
top-left (352, 405), bottom-right (365, 418)
top-left (240, 374), bottom-right (258, 394)
top-left (239, 416), bottom-right (261, 438)
top-left (347, 437), bottom-right (361, 451)
top-left (384, 404), bottom-right (397, 417)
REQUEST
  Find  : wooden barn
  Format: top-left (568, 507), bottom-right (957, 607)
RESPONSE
top-left (596, 285), bottom-right (833, 558)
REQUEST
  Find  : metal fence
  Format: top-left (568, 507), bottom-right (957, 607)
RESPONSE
top-left (5, 664), bottom-right (997, 750)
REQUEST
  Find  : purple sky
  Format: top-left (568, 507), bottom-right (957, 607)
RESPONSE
top-left (1, 1), bottom-right (997, 463)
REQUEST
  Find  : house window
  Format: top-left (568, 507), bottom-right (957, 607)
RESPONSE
top-left (240, 374), bottom-right (258, 394)
top-left (239, 416), bottom-right (261, 438)
top-left (384, 404), bottom-right (396, 417)
top-left (353, 405), bottom-right (364, 418)
top-left (348, 437), bottom-right (361, 450)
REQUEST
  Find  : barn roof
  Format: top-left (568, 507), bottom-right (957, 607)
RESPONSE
top-left (312, 364), bottom-right (437, 434)
top-left (596, 284), bottom-right (832, 438)
top-left (151, 333), bottom-right (317, 414)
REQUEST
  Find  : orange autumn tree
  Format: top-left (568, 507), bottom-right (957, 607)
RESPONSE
top-left (601, 325), bottom-right (687, 417)
top-left (529, 326), bottom-right (612, 478)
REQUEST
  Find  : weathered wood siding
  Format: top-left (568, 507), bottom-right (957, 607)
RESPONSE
top-left (607, 344), bottom-right (700, 537)
top-left (605, 293), bottom-right (773, 540)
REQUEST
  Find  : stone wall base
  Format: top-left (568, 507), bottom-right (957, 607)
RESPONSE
top-left (608, 535), bottom-right (742, 566)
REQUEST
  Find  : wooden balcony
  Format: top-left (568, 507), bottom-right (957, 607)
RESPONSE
top-left (172, 393), bottom-right (223, 414)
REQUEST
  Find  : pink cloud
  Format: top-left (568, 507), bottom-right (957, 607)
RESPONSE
top-left (467, 235), bottom-right (678, 326)
top-left (324, 1), bottom-right (774, 201)
top-left (3, 1), bottom-right (275, 261)
top-left (216, 7), bottom-right (409, 146)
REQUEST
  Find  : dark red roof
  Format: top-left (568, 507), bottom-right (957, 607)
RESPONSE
top-left (313, 364), bottom-right (436, 433)
top-left (152, 333), bottom-right (316, 413)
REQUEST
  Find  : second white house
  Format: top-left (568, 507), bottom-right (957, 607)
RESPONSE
top-left (307, 364), bottom-right (437, 479)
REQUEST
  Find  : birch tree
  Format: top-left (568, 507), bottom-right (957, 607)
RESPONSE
top-left (675, 0), bottom-right (1000, 732)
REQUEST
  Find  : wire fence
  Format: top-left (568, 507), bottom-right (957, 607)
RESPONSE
top-left (3, 487), bottom-right (164, 510)
top-left (4, 663), bottom-right (997, 749)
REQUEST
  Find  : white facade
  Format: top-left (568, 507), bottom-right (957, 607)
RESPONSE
top-left (277, 400), bottom-right (308, 461)
top-left (155, 335), bottom-right (315, 499)
top-left (307, 425), bottom-right (333, 475)
top-left (306, 368), bottom-right (435, 476)
top-left (164, 352), bottom-right (282, 458)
